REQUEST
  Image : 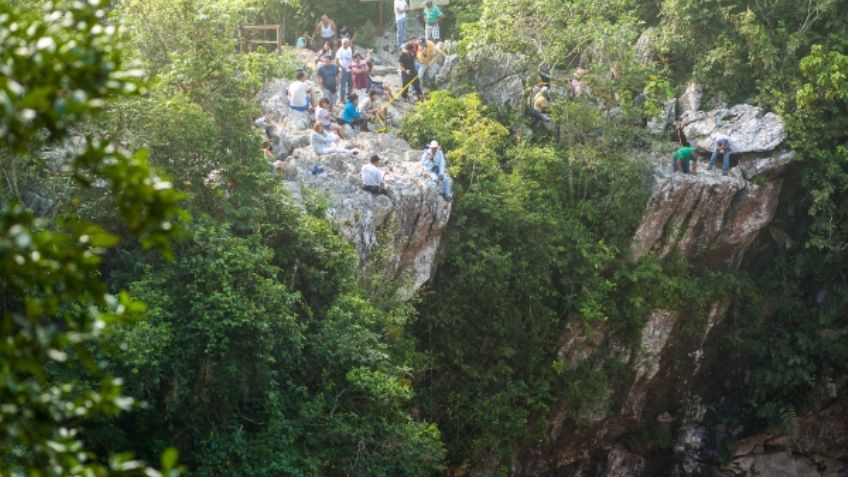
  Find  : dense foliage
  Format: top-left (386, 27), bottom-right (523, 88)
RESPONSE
top-left (3, 0), bottom-right (847, 475)
top-left (0, 1), bottom-right (184, 474)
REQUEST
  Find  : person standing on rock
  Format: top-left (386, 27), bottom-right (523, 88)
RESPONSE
top-left (399, 43), bottom-right (423, 102)
top-left (394, 0), bottom-right (408, 49)
top-left (351, 53), bottom-right (370, 105)
top-left (672, 145), bottom-right (696, 174)
top-left (415, 36), bottom-right (444, 87)
top-left (423, 1), bottom-right (444, 41)
top-left (362, 155), bottom-right (389, 195)
top-left (421, 140), bottom-right (453, 201)
top-left (288, 70), bottom-right (312, 112)
top-left (336, 38), bottom-right (354, 106)
top-left (708, 135), bottom-right (733, 176)
top-left (314, 15), bottom-right (337, 48)
top-left (316, 54), bottom-right (340, 106)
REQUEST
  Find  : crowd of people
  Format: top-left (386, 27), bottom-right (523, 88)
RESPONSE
top-left (258, 5), bottom-right (455, 200)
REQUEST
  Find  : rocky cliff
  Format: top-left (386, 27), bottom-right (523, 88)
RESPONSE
top-left (258, 78), bottom-right (452, 294)
top-left (512, 104), bottom-right (846, 476)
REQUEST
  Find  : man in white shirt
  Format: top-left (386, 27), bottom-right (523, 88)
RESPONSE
top-left (335, 38), bottom-right (354, 105)
top-left (394, 0), bottom-right (408, 49)
top-left (362, 155), bottom-right (388, 195)
top-left (288, 70), bottom-right (312, 112)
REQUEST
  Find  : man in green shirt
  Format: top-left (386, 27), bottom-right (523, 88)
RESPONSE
top-left (423, 1), bottom-right (444, 41)
top-left (673, 146), bottom-right (696, 174)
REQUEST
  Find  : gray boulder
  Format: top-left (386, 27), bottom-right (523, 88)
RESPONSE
top-left (281, 133), bottom-right (452, 294)
top-left (678, 82), bottom-right (702, 116)
top-left (680, 104), bottom-right (785, 153)
top-left (647, 99), bottom-right (677, 133)
top-left (631, 151), bottom-right (792, 270)
top-left (436, 45), bottom-right (534, 109)
top-left (258, 77), bottom-right (451, 293)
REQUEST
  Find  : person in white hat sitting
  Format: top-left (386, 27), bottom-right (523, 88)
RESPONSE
top-left (420, 140), bottom-right (452, 201)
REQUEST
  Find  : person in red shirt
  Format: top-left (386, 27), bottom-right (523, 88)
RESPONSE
top-left (351, 52), bottom-right (370, 105)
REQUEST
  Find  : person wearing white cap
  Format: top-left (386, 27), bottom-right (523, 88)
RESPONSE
top-left (420, 140), bottom-right (452, 201)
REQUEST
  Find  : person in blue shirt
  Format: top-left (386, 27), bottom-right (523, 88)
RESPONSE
top-left (420, 140), bottom-right (452, 201)
top-left (708, 135), bottom-right (733, 176)
top-left (338, 94), bottom-right (369, 131)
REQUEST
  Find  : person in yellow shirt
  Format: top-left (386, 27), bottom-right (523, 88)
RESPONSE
top-left (415, 36), bottom-right (444, 87)
top-left (530, 87), bottom-right (550, 125)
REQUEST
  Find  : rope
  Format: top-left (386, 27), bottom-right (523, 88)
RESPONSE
top-left (373, 48), bottom-right (446, 132)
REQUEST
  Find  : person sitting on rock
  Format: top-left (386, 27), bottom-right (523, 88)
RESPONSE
top-left (361, 155), bottom-right (389, 195)
top-left (420, 140), bottom-right (453, 201)
top-left (672, 145), bottom-right (696, 174)
top-left (338, 93), bottom-right (369, 132)
top-left (708, 135), bottom-right (733, 176)
top-left (288, 70), bottom-right (312, 112)
top-left (295, 31), bottom-right (311, 49)
top-left (358, 90), bottom-right (386, 128)
top-left (311, 122), bottom-right (353, 155)
top-left (316, 97), bottom-right (346, 139)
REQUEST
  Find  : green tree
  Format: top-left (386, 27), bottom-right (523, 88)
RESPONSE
top-left (0, 0), bottom-right (185, 474)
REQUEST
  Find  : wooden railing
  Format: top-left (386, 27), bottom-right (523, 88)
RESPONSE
top-left (238, 24), bottom-right (282, 55)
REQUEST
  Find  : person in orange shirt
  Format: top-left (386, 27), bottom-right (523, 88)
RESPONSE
top-left (414, 36), bottom-right (444, 87)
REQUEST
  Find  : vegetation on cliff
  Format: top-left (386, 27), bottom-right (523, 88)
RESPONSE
top-left (2, 0), bottom-right (847, 475)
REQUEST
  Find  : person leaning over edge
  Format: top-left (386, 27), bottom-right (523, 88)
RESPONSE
top-left (709, 134), bottom-right (733, 176)
top-left (672, 145), bottom-right (697, 174)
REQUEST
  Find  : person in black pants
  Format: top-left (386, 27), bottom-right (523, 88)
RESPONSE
top-left (399, 43), bottom-right (423, 101)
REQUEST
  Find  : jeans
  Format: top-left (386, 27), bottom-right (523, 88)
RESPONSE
top-left (339, 71), bottom-right (352, 104)
top-left (709, 147), bottom-right (730, 174)
top-left (396, 18), bottom-right (407, 48)
top-left (431, 172), bottom-right (452, 199)
top-left (672, 158), bottom-right (690, 174)
top-left (416, 61), bottom-right (426, 84)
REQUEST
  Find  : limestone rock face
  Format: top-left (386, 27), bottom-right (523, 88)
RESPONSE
top-left (678, 82), bottom-right (702, 115)
top-left (680, 104), bottom-right (785, 153)
top-left (435, 45), bottom-right (534, 109)
top-left (513, 105), bottom-right (805, 476)
top-left (631, 151), bottom-right (793, 270)
top-left (258, 80), bottom-right (452, 294)
top-left (647, 99), bottom-right (677, 133)
top-left (602, 447), bottom-right (646, 477)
